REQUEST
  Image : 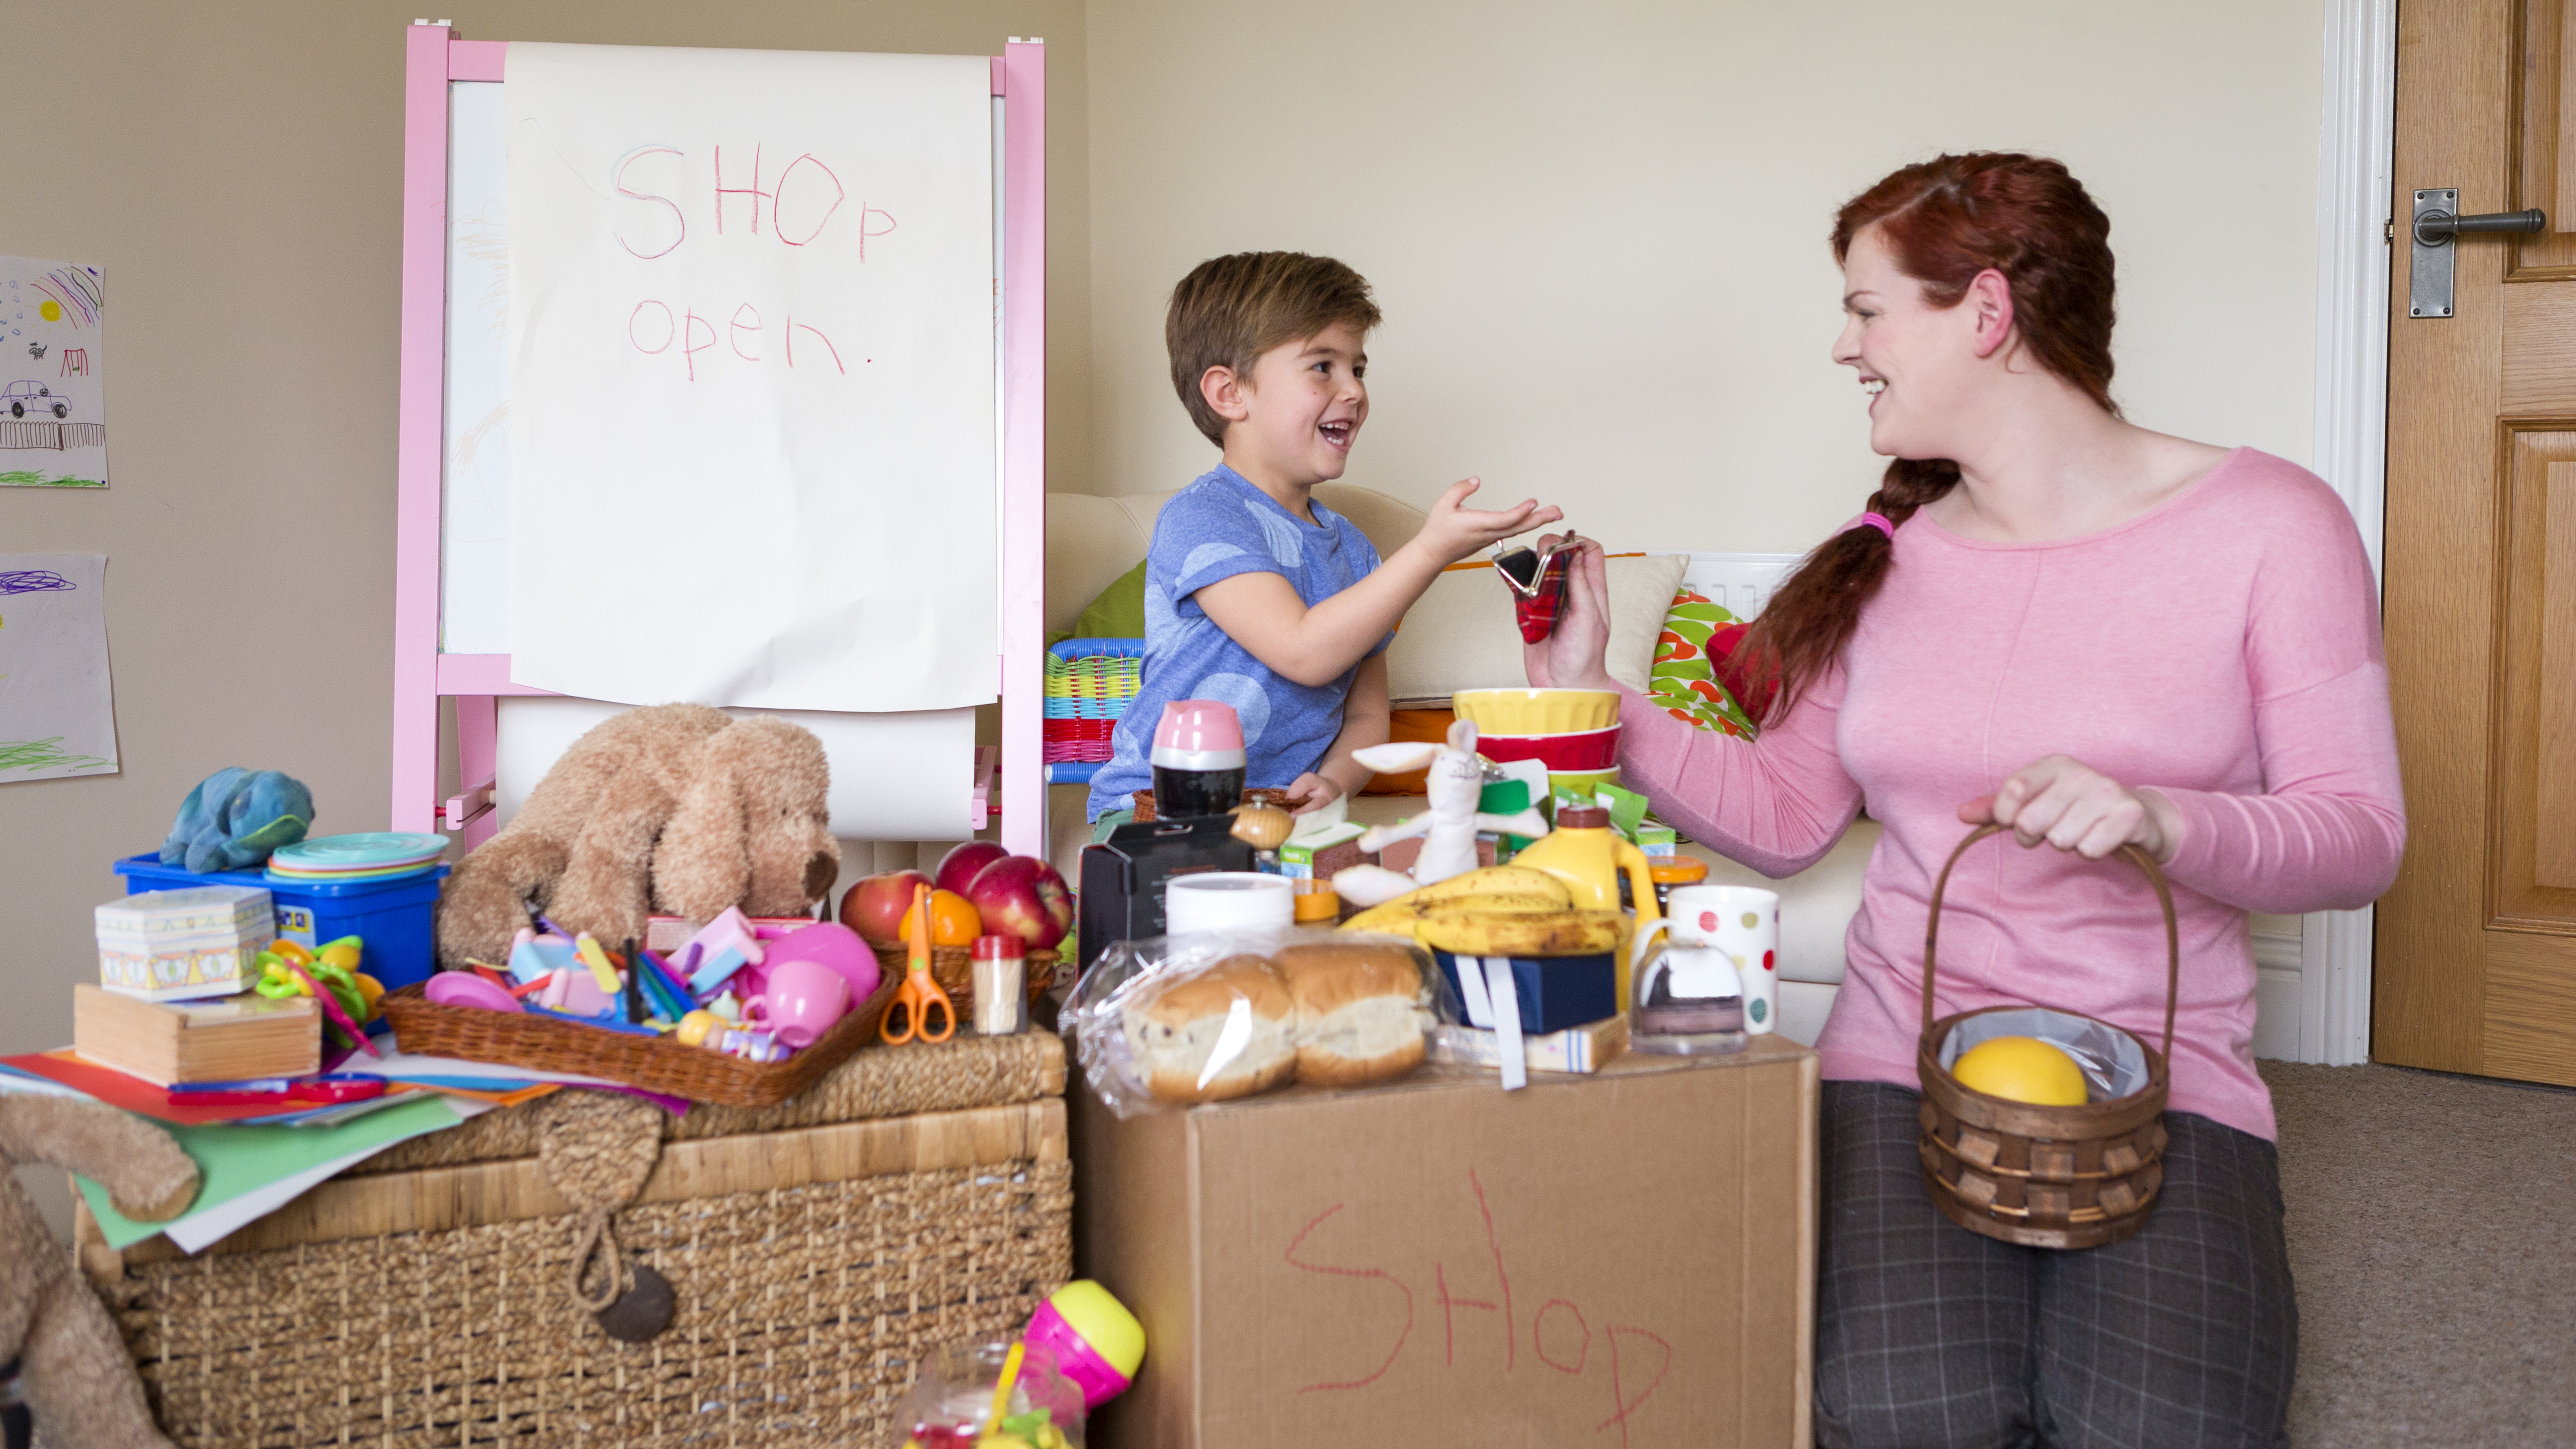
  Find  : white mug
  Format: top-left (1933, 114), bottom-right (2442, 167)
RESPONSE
top-left (1662, 884), bottom-right (1780, 1035)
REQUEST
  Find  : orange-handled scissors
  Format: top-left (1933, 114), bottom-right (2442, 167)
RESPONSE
top-left (880, 883), bottom-right (957, 1045)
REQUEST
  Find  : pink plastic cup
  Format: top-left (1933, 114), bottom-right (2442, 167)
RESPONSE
top-left (747, 958), bottom-right (853, 1048)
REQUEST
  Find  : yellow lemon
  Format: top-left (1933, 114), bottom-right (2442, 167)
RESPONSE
top-left (1951, 1035), bottom-right (2089, 1106)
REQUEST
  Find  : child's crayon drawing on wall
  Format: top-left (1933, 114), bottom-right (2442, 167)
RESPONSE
top-left (0, 556), bottom-right (119, 782)
top-left (0, 257), bottom-right (108, 488)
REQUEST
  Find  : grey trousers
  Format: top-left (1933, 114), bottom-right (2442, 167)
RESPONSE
top-left (1815, 1081), bottom-right (2297, 1449)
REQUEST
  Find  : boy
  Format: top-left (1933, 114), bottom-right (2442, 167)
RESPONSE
top-left (1086, 251), bottom-right (1561, 821)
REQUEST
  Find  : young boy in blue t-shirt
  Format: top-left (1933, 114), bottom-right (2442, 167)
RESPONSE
top-left (1086, 252), bottom-right (1562, 821)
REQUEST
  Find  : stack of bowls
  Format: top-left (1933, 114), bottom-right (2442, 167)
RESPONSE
top-left (1451, 688), bottom-right (1622, 801)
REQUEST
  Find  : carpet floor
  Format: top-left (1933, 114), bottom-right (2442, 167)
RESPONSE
top-left (2262, 1060), bottom-right (2576, 1447)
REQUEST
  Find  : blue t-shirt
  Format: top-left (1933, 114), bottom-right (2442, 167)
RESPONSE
top-left (1086, 467), bottom-right (1389, 819)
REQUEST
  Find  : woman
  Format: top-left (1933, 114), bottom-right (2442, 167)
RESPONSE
top-left (1528, 153), bottom-right (2403, 1448)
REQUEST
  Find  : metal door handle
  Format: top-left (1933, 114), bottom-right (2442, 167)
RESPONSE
top-left (2415, 207), bottom-right (2546, 245)
top-left (2410, 190), bottom-right (2549, 319)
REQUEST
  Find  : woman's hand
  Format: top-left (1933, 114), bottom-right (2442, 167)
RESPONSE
top-left (1522, 534), bottom-right (1618, 692)
top-left (1960, 755), bottom-right (2180, 862)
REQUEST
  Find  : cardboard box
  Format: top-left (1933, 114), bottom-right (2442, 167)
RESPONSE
top-left (1074, 1036), bottom-right (1817, 1448)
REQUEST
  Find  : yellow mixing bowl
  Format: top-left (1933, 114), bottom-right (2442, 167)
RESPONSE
top-left (1454, 688), bottom-right (1621, 735)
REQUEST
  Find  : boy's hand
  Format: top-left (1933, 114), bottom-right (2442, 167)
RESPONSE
top-left (1411, 478), bottom-right (1564, 567)
top-left (1283, 772), bottom-right (1345, 815)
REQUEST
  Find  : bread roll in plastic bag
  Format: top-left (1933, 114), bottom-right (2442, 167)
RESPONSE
top-left (1069, 926), bottom-right (1456, 1118)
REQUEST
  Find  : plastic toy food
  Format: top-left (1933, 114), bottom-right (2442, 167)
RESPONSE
top-left (841, 871), bottom-right (934, 947)
top-left (1952, 1035), bottom-right (2090, 1106)
top-left (926, 889), bottom-right (983, 948)
top-left (965, 856), bottom-right (1074, 950)
top-left (934, 841), bottom-right (1011, 898)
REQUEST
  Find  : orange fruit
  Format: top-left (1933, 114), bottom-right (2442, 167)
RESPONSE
top-left (926, 889), bottom-right (982, 947)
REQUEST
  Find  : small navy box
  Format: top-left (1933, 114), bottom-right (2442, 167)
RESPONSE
top-left (1432, 950), bottom-right (1617, 1035)
top-left (113, 854), bottom-right (448, 991)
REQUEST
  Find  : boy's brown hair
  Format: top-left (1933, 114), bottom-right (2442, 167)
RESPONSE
top-left (1166, 252), bottom-right (1381, 445)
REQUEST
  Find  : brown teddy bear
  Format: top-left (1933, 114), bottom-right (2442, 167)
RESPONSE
top-left (437, 705), bottom-right (839, 969)
top-left (0, 1095), bottom-right (198, 1448)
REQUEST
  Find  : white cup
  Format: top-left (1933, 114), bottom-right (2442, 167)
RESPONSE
top-left (1663, 884), bottom-right (1780, 1035)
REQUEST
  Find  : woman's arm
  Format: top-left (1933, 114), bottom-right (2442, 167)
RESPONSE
top-left (1527, 537), bottom-right (1863, 877)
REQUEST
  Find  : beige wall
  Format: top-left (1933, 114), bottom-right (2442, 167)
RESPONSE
top-left (1081, 0), bottom-right (2326, 551)
top-left (0, 0), bottom-right (1088, 1233)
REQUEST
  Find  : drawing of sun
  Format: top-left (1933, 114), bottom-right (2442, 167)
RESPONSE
top-left (37, 301), bottom-right (60, 322)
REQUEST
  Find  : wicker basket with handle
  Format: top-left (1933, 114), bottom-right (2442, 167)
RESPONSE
top-left (1915, 822), bottom-right (2178, 1250)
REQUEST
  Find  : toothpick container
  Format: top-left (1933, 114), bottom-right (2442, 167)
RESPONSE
top-left (1915, 823), bottom-right (2177, 1251)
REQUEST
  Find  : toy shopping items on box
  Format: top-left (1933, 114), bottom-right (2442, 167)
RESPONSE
top-left (1070, 927), bottom-right (1458, 1117)
top-left (113, 845), bottom-right (448, 992)
top-left (93, 885), bottom-right (274, 1001)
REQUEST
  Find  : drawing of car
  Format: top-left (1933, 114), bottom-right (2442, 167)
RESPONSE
top-left (3, 382), bottom-right (68, 418)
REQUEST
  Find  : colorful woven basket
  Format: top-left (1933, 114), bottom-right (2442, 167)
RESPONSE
top-left (1043, 638), bottom-right (1143, 764)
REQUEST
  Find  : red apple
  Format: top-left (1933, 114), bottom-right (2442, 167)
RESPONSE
top-left (840, 870), bottom-right (933, 947)
top-left (934, 840), bottom-right (1011, 899)
top-left (965, 855), bottom-right (1074, 950)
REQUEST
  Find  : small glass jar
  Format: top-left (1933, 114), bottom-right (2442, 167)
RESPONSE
top-left (1649, 856), bottom-right (1708, 914)
top-left (971, 934), bottom-right (1028, 1036)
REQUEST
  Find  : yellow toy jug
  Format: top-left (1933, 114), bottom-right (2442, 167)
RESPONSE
top-left (1509, 803), bottom-right (1661, 1007)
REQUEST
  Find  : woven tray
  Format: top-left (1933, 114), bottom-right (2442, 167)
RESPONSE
top-left (378, 974), bottom-right (900, 1109)
top-left (868, 943), bottom-right (1061, 1022)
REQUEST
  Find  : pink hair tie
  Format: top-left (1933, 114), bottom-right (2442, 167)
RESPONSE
top-left (1855, 511), bottom-right (1896, 540)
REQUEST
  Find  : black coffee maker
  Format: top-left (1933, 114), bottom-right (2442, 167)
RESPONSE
top-left (1077, 700), bottom-right (1256, 973)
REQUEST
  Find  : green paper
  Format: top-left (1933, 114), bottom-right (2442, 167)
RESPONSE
top-left (75, 1095), bottom-right (464, 1249)
top-left (1597, 782), bottom-right (1652, 841)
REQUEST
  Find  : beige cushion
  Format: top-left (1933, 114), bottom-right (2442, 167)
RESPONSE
top-left (1044, 483), bottom-right (1426, 635)
top-left (1384, 553), bottom-right (1690, 705)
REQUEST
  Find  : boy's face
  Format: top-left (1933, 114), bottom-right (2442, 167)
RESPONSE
top-left (1222, 321), bottom-right (1369, 487)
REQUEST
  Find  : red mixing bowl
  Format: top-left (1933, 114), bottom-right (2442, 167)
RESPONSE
top-left (1474, 724), bottom-right (1621, 770)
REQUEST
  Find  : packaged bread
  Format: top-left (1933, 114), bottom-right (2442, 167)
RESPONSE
top-left (1072, 927), bottom-right (1457, 1118)
top-left (1117, 953), bottom-right (1297, 1104)
top-left (1272, 940), bottom-right (1433, 1087)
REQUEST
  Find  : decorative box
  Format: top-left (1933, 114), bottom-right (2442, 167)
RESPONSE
top-left (1431, 949), bottom-right (1618, 1034)
top-left (94, 886), bottom-right (274, 1002)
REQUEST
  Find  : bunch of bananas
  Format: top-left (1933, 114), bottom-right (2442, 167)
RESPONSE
top-left (1339, 866), bottom-right (1623, 956)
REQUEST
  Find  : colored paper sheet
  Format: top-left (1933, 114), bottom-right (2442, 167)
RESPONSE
top-left (0, 555), bottom-right (116, 783)
top-left (503, 44), bottom-right (996, 712)
top-left (75, 1093), bottom-right (468, 1251)
top-left (0, 257), bottom-right (106, 488)
top-left (4, 1051), bottom-right (424, 1127)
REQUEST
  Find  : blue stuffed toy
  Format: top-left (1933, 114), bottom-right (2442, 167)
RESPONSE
top-left (161, 768), bottom-right (315, 874)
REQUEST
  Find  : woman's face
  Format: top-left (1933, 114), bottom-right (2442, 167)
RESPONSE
top-left (1831, 224), bottom-right (1987, 460)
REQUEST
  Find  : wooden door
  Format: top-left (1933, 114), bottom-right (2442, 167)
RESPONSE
top-left (2380, 0), bottom-right (2576, 1084)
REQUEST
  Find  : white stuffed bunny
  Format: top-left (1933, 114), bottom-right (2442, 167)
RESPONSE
top-left (1332, 720), bottom-right (1552, 906)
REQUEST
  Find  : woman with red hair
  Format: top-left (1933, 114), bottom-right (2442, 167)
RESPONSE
top-left (1530, 153), bottom-right (2401, 1446)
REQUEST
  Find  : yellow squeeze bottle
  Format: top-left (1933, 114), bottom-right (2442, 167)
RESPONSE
top-left (1509, 803), bottom-right (1661, 1008)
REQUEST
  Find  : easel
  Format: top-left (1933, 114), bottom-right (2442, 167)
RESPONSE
top-left (386, 23), bottom-right (1047, 858)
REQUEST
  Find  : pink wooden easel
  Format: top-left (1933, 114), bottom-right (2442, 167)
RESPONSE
top-left (388, 24), bottom-right (1047, 858)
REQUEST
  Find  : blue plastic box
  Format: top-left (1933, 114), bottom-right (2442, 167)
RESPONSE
top-left (1432, 950), bottom-right (1617, 1034)
top-left (111, 854), bottom-right (448, 991)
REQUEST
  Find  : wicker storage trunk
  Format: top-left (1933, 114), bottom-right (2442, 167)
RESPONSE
top-left (76, 1033), bottom-right (1072, 1449)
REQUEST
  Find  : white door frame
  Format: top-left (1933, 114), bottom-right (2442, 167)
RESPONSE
top-left (2302, 0), bottom-right (2399, 1065)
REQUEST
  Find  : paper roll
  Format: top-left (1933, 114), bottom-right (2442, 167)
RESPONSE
top-left (1163, 872), bottom-right (1294, 937)
top-left (495, 696), bottom-right (977, 841)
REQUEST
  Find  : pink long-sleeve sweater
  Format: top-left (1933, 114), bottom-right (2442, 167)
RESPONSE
top-left (1619, 448), bottom-right (2404, 1140)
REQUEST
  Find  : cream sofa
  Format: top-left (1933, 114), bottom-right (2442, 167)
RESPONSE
top-left (1042, 485), bottom-right (1876, 1045)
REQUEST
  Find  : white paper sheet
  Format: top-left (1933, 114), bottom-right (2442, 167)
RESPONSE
top-left (0, 257), bottom-right (106, 489)
top-left (496, 695), bottom-right (976, 840)
top-left (0, 554), bottom-right (117, 782)
top-left (505, 43), bottom-right (997, 712)
top-left (441, 82), bottom-right (514, 654)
